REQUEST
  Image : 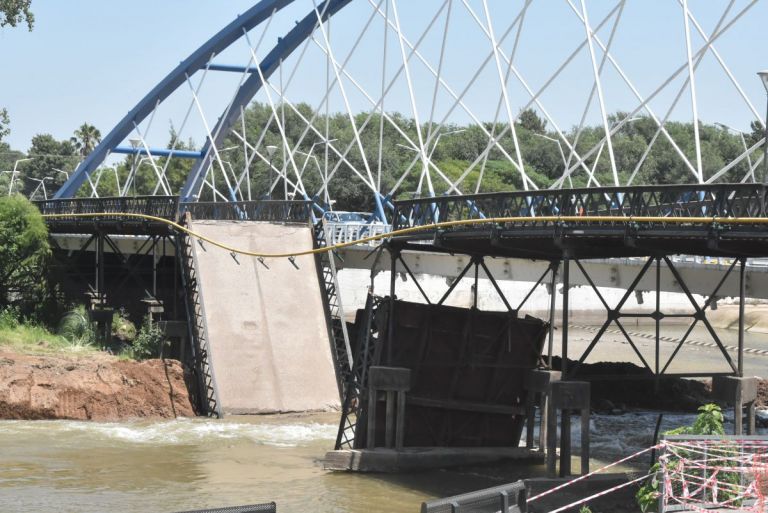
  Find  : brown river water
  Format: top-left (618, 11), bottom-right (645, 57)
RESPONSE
top-left (0, 413), bottom-right (549, 513)
top-left (2, 326), bottom-right (767, 513)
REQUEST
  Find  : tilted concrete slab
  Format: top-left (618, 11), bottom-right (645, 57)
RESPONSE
top-left (190, 220), bottom-right (339, 414)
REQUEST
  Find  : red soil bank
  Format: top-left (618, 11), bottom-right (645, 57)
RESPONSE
top-left (0, 349), bottom-right (194, 420)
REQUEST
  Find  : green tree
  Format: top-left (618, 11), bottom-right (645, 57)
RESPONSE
top-left (0, 0), bottom-right (33, 29)
top-left (0, 108), bottom-right (9, 143)
top-left (0, 195), bottom-right (49, 313)
top-left (70, 123), bottom-right (102, 158)
top-left (25, 134), bottom-right (77, 195)
top-left (516, 108), bottom-right (547, 134)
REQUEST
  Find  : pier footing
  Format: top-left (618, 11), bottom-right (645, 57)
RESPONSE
top-left (323, 447), bottom-right (543, 473)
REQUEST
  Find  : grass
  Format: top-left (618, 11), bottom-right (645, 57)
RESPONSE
top-left (0, 315), bottom-right (98, 356)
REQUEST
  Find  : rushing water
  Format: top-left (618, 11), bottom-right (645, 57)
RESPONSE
top-left (0, 413), bottom-right (550, 513)
top-left (3, 409), bottom-right (757, 513)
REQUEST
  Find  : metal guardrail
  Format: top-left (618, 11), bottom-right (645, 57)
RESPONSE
top-left (421, 481), bottom-right (527, 513)
top-left (173, 502), bottom-right (276, 513)
top-left (182, 200), bottom-right (312, 223)
top-left (323, 221), bottom-right (391, 246)
top-left (34, 197), bottom-right (311, 224)
top-left (394, 184), bottom-right (768, 230)
top-left (34, 195), bottom-right (180, 221)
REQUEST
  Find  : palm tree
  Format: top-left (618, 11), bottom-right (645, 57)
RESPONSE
top-left (70, 123), bottom-right (102, 158)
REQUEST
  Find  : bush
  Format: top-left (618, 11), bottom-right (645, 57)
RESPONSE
top-left (112, 311), bottom-right (137, 342)
top-left (0, 307), bottom-right (20, 329)
top-left (57, 305), bottom-right (95, 346)
top-left (124, 316), bottom-right (168, 360)
top-left (635, 404), bottom-right (727, 512)
top-left (0, 196), bottom-right (50, 314)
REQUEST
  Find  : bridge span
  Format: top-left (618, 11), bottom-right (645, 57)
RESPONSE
top-left (32, 184), bottom-right (768, 428)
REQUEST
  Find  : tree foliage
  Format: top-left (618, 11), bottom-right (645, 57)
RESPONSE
top-left (25, 133), bottom-right (78, 195)
top-left (0, 195), bottom-right (49, 313)
top-left (0, 0), bottom-right (33, 30)
top-left (70, 123), bottom-right (102, 158)
top-left (0, 108), bottom-right (9, 143)
top-left (0, 103), bottom-right (761, 207)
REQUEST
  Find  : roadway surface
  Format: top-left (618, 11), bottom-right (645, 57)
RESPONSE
top-left (190, 219), bottom-right (340, 414)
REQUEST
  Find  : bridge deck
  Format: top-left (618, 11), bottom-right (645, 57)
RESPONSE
top-left (189, 219), bottom-right (339, 414)
top-left (391, 184), bottom-right (768, 259)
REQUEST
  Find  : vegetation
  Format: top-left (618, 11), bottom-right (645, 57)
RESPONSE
top-left (0, 195), bottom-right (50, 315)
top-left (70, 123), bottom-right (102, 158)
top-left (0, 108), bottom-right (9, 143)
top-left (635, 404), bottom-right (728, 513)
top-left (0, 103), bottom-right (762, 208)
top-left (0, 0), bottom-right (33, 30)
top-left (112, 311), bottom-right (137, 343)
top-left (120, 316), bottom-right (168, 361)
top-left (56, 306), bottom-right (95, 346)
top-left (0, 306), bottom-right (95, 355)
top-left (1, 103), bottom-right (762, 208)
top-left (0, 196), bottom-right (152, 360)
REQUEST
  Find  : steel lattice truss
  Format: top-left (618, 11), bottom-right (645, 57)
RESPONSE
top-left (55, 0), bottom-right (767, 223)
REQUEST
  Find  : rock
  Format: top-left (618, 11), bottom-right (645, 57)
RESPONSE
top-left (0, 349), bottom-right (195, 421)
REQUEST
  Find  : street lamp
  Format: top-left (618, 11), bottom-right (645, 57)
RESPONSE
top-left (308, 138), bottom-right (337, 207)
top-left (53, 168), bottom-right (70, 181)
top-left (758, 70), bottom-right (768, 184)
top-left (533, 133), bottom-right (572, 188)
top-left (126, 138), bottom-right (143, 196)
top-left (27, 176), bottom-right (52, 200)
top-left (428, 129), bottom-right (466, 160)
top-left (266, 145), bottom-right (278, 199)
top-left (8, 158), bottom-right (33, 196)
top-left (716, 123), bottom-right (754, 178)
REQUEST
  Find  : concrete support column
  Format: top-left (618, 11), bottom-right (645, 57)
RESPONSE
top-left (712, 376), bottom-right (758, 435)
top-left (547, 380), bottom-right (590, 478)
top-left (524, 369), bottom-right (561, 452)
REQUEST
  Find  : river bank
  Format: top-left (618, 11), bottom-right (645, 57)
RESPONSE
top-left (2, 344), bottom-right (767, 422)
top-left (0, 349), bottom-right (195, 420)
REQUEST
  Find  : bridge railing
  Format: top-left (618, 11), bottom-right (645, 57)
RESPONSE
top-left (323, 221), bottom-right (391, 247)
top-left (393, 184), bottom-right (767, 230)
top-left (181, 200), bottom-right (312, 223)
top-left (421, 481), bottom-right (527, 513)
top-left (35, 195), bottom-right (180, 221)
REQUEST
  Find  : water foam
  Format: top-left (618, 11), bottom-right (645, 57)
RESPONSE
top-left (0, 418), bottom-right (337, 447)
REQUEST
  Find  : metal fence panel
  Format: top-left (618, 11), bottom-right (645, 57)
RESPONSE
top-left (181, 200), bottom-right (311, 223)
top-left (173, 502), bottom-right (276, 513)
top-left (421, 481), bottom-right (527, 513)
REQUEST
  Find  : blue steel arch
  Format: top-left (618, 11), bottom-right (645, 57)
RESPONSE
top-left (54, 0), bottom-right (354, 200)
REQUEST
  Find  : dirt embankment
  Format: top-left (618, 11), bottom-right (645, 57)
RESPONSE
top-left (551, 357), bottom-right (768, 412)
top-left (0, 349), bottom-right (195, 420)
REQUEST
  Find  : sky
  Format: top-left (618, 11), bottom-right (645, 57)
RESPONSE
top-left (2, 0), bottom-right (768, 154)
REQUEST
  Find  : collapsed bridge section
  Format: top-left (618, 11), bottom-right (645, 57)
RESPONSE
top-left (187, 216), bottom-right (340, 414)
